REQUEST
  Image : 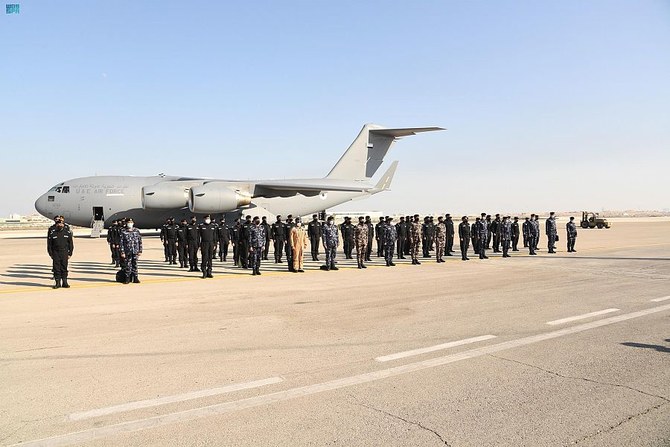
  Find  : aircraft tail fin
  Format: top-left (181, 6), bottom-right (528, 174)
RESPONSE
top-left (368, 161), bottom-right (399, 194)
top-left (326, 124), bottom-right (444, 181)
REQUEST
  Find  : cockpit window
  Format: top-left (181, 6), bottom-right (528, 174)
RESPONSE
top-left (62, 186), bottom-right (70, 193)
top-left (48, 196), bottom-right (55, 202)
top-left (55, 187), bottom-right (62, 193)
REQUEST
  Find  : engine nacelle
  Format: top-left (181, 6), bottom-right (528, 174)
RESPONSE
top-left (189, 183), bottom-right (252, 213)
top-left (141, 183), bottom-right (191, 210)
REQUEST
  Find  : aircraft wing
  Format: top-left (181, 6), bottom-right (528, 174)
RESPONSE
top-left (251, 179), bottom-right (370, 198)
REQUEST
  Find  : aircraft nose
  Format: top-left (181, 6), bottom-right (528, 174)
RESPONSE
top-left (35, 193), bottom-right (49, 217)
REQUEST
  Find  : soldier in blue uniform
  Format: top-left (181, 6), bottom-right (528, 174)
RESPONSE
top-left (527, 215), bottom-right (538, 255)
top-left (321, 216), bottom-right (339, 271)
top-left (249, 216), bottom-right (266, 275)
top-left (231, 218), bottom-right (241, 266)
top-left (271, 215), bottom-right (286, 263)
top-left (47, 217), bottom-right (74, 289)
top-left (382, 216), bottom-right (397, 266)
top-left (458, 216), bottom-right (470, 261)
top-left (472, 217), bottom-right (480, 255)
top-left (491, 214), bottom-right (502, 253)
top-left (476, 214), bottom-right (489, 259)
top-left (566, 216), bottom-right (578, 252)
top-left (500, 216), bottom-right (512, 258)
top-left (340, 217), bottom-right (354, 259)
top-left (485, 214), bottom-right (492, 249)
top-left (375, 217), bottom-right (384, 258)
top-left (533, 214), bottom-right (541, 251)
top-left (545, 211), bottom-right (557, 253)
top-left (198, 215), bottom-right (218, 278)
top-left (119, 218), bottom-right (143, 283)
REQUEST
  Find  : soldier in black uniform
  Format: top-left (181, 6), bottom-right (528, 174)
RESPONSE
top-left (522, 217), bottom-right (531, 248)
top-left (106, 220), bottom-right (121, 266)
top-left (186, 216), bottom-right (200, 272)
top-left (308, 214), bottom-right (322, 261)
top-left (404, 216), bottom-right (412, 255)
top-left (445, 214), bottom-right (455, 256)
top-left (218, 218), bottom-right (230, 261)
top-left (458, 216), bottom-right (470, 261)
top-left (396, 216), bottom-right (407, 259)
top-left (485, 214), bottom-right (492, 249)
top-left (261, 216), bottom-right (271, 260)
top-left (231, 218), bottom-right (241, 266)
top-left (365, 216), bottom-right (374, 262)
top-left (341, 217), bottom-right (354, 259)
top-left (271, 215), bottom-right (286, 263)
top-left (472, 217), bottom-right (480, 255)
top-left (491, 214), bottom-right (501, 253)
top-left (239, 215), bottom-right (252, 269)
top-left (176, 219), bottom-right (188, 268)
top-left (47, 217), bottom-right (74, 289)
top-left (164, 217), bottom-right (178, 264)
top-left (285, 215), bottom-right (295, 271)
top-left (512, 217), bottom-right (520, 251)
top-left (421, 217), bottom-right (430, 258)
top-left (427, 216), bottom-right (435, 252)
top-left (198, 215), bottom-right (217, 278)
top-left (160, 219), bottom-right (170, 262)
top-left (375, 217), bottom-right (384, 257)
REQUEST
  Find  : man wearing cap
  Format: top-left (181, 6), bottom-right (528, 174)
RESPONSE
top-left (395, 216), bottom-right (407, 259)
top-left (409, 214), bottom-right (422, 265)
top-left (164, 217), bottom-right (178, 265)
top-left (458, 216), bottom-right (470, 261)
top-left (365, 216), bottom-right (374, 262)
top-left (341, 217), bottom-right (354, 260)
top-left (198, 215), bottom-right (218, 278)
top-left (307, 214), bottom-right (322, 261)
top-left (566, 216), bottom-right (578, 252)
top-left (445, 214), bottom-right (455, 256)
top-left (501, 216), bottom-right (513, 258)
top-left (522, 216), bottom-right (531, 248)
top-left (472, 217), bottom-right (480, 255)
top-left (512, 217), bottom-right (520, 251)
top-left (374, 217), bottom-right (385, 258)
top-left (383, 216), bottom-right (397, 266)
top-left (186, 216), bottom-right (200, 272)
top-left (491, 214), bottom-right (502, 253)
top-left (239, 215), bottom-right (252, 269)
top-left (546, 212), bottom-right (558, 253)
top-left (261, 216), bottom-right (271, 261)
top-left (119, 218), bottom-right (142, 283)
top-left (47, 216), bottom-right (74, 289)
top-left (354, 216), bottom-right (369, 269)
top-left (176, 218), bottom-right (188, 268)
top-left (249, 216), bottom-right (266, 275)
top-left (271, 215), bottom-right (286, 263)
top-left (321, 216), bottom-right (339, 271)
top-left (476, 214), bottom-right (489, 259)
top-left (434, 216), bottom-right (447, 263)
top-left (231, 218), bottom-right (241, 266)
top-left (217, 218), bottom-right (230, 262)
top-left (533, 214), bottom-right (541, 251)
top-left (527, 215), bottom-right (538, 255)
top-left (106, 220), bottom-right (122, 267)
top-left (290, 217), bottom-right (308, 272)
top-left (285, 215), bottom-right (295, 271)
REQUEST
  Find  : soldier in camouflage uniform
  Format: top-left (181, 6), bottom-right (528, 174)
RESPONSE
top-left (545, 211), bottom-right (557, 253)
top-left (248, 216), bottom-right (266, 275)
top-left (119, 218), bottom-right (143, 283)
top-left (500, 216), bottom-right (512, 258)
top-left (321, 216), bottom-right (339, 271)
top-left (476, 215), bottom-right (489, 259)
top-left (409, 214), bottom-right (422, 265)
top-left (383, 216), bottom-right (397, 266)
top-left (566, 216), bottom-right (578, 252)
top-left (527, 215), bottom-right (538, 255)
top-left (434, 216), bottom-right (447, 263)
top-left (354, 216), bottom-right (369, 269)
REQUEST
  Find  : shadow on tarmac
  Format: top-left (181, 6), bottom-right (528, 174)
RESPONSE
top-left (621, 341), bottom-right (670, 354)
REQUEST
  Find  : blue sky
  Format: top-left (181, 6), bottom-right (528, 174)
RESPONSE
top-left (1, 0), bottom-right (669, 216)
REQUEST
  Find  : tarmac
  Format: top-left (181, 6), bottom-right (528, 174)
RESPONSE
top-left (0, 221), bottom-right (669, 446)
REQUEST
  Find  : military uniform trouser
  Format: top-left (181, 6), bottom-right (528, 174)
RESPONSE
top-left (384, 243), bottom-right (395, 265)
top-left (239, 241), bottom-right (249, 268)
top-left (548, 234), bottom-right (556, 251)
top-left (478, 240), bottom-right (487, 259)
top-left (163, 242), bottom-right (169, 260)
top-left (447, 236), bottom-right (454, 254)
top-left (232, 243), bottom-right (239, 265)
top-left (397, 238), bottom-right (404, 258)
top-left (51, 251), bottom-right (69, 280)
top-left (123, 252), bottom-right (139, 278)
top-left (109, 244), bottom-right (120, 262)
top-left (502, 240), bottom-right (510, 257)
top-left (292, 245), bottom-right (304, 271)
top-left (166, 240), bottom-right (177, 262)
top-left (218, 240), bottom-right (229, 261)
top-left (486, 233), bottom-right (492, 249)
top-left (436, 241), bottom-right (445, 261)
top-left (523, 235), bottom-right (528, 247)
top-left (274, 239), bottom-right (284, 262)
top-left (366, 238), bottom-right (372, 260)
top-left (309, 236), bottom-right (319, 260)
top-left (472, 237), bottom-right (479, 254)
top-left (528, 236), bottom-right (537, 254)
top-left (187, 242), bottom-right (199, 268)
top-left (356, 243), bottom-right (366, 265)
top-left (324, 246), bottom-right (336, 268)
top-left (376, 238), bottom-right (383, 257)
top-left (512, 236), bottom-right (519, 251)
top-left (410, 239), bottom-right (420, 260)
top-left (263, 240), bottom-right (270, 260)
top-left (460, 239), bottom-right (469, 260)
top-left (568, 237), bottom-right (576, 252)
top-left (201, 242), bottom-right (214, 274)
top-left (285, 241), bottom-right (293, 269)
top-left (493, 234), bottom-right (501, 252)
top-left (250, 248), bottom-right (262, 272)
top-left (177, 242), bottom-right (187, 265)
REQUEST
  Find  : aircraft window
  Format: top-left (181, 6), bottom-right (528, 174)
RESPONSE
top-left (62, 186), bottom-right (70, 193)
top-left (48, 196), bottom-right (55, 202)
top-left (55, 187), bottom-right (62, 193)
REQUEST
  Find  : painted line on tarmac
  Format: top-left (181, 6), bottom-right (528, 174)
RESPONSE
top-left (68, 377), bottom-right (283, 421)
top-left (375, 334), bottom-right (497, 362)
top-left (546, 308), bottom-right (620, 325)
top-left (13, 302), bottom-right (670, 447)
top-left (650, 295), bottom-right (670, 302)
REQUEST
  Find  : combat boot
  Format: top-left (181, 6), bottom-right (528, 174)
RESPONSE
top-left (132, 275), bottom-right (140, 283)
top-left (62, 278), bottom-right (70, 288)
top-left (53, 279), bottom-right (61, 289)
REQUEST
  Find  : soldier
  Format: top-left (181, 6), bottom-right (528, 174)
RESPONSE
top-left (458, 216), bottom-right (470, 261)
top-left (396, 216), bottom-right (407, 259)
top-left (261, 216), bottom-right (271, 261)
top-left (522, 216), bottom-right (531, 248)
top-left (491, 214), bottom-right (502, 253)
top-left (409, 214), bottom-right (422, 265)
top-left (434, 216), bottom-right (447, 263)
top-left (566, 216), bottom-right (578, 252)
top-left (533, 214), bottom-right (541, 251)
top-left (375, 217), bottom-right (385, 257)
top-left (47, 216), bottom-right (74, 289)
top-left (198, 215), bottom-right (218, 278)
top-left (160, 218), bottom-right (169, 262)
top-left (341, 217), bottom-right (354, 259)
top-left (164, 217), bottom-right (178, 265)
top-left (445, 214), bottom-right (455, 256)
top-left (477, 214), bottom-right (489, 259)
top-left (546, 212), bottom-right (558, 253)
top-left (248, 216), bottom-right (266, 276)
top-left (472, 217), bottom-right (480, 255)
top-left (427, 216), bottom-right (435, 252)
top-left (271, 215), bottom-right (286, 263)
top-left (217, 218), bottom-right (230, 262)
top-left (290, 217), bottom-right (308, 273)
top-left (354, 216), bottom-right (369, 269)
top-left (239, 215), bottom-right (252, 269)
top-left (527, 215), bottom-right (538, 255)
top-left (501, 216), bottom-right (512, 258)
top-left (308, 214), bottom-right (322, 261)
top-left (383, 216), bottom-right (397, 266)
top-left (231, 218), bottom-right (241, 266)
top-left (285, 215), bottom-right (295, 271)
top-left (512, 217), bottom-right (520, 251)
top-left (365, 216), bottom-right (374, 262)
top-left (176, 218), bottom-right (188, 268)
top-left (321, 216), bottom-right (339, 271)
top-left (119, 218), bottom-right (142, 284)
top-left (186, 216), bottom-right (200, 272)
top-left (106, 220), bottom-right (121, 266)
top-left (485, 214), bottom-right (492, 249)
top-left (404, 216), bottom-right (412, 256)
top-left (421, 216), bottom-right (430, 258)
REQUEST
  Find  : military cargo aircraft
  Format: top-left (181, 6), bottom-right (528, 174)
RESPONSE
top-left (34, 124), bottom-right (443, 229)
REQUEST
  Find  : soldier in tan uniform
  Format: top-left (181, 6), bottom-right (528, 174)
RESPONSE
top-left (290, 217), bottom-right (308, 273)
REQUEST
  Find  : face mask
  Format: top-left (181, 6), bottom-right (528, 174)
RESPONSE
top-left (296, 222), bottom-right (302, 227)
top-left (328, 220), bottom-right (333, 224)
top-left (204, 219), bottom-right (211, 224)
top-left (127, 222), bottom-right (134, 229)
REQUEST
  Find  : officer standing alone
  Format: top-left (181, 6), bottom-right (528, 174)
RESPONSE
top-left (119, 218), bottom-right (142, 284)
top-left (566, 216), bottom-right (578, 252)
top-left (321, 216), bottom-right (339, 271)
top-left (47, 217), bottom-right (74, 289)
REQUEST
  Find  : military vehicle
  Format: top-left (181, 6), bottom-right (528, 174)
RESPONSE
top-left (581, 211), bottom-right (611, 229)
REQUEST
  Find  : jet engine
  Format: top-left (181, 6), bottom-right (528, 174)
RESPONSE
top-left (189, 183), bottom-right (252, 213)
top-left (141, 183), bottom-right (191, 209)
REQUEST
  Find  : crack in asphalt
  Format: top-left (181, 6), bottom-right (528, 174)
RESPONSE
top-left (489, 354), bottom-right (670, 445)
top-left (347, 394), bottom-right (451, 446)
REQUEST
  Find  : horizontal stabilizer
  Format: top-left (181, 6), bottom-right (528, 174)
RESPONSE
top-left (369, 127), bottom-right (445, 138)
top-left (369, 161), bottom-right (398, 194)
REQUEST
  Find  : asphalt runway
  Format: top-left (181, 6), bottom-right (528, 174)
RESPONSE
top-left (1, 222), bottom-right (669, 446)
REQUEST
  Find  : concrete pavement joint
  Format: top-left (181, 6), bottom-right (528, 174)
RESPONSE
top-left (347, 394), bottom-right (451, 446)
